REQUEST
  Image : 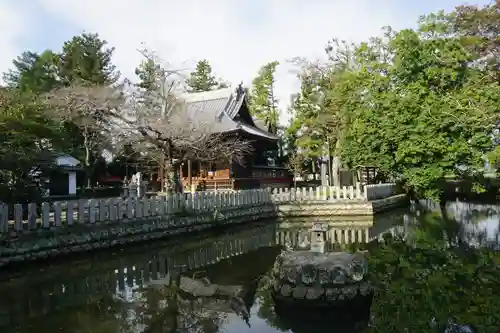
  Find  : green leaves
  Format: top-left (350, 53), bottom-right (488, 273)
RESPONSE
top-left (284, 4), bottom-right (499, 198)
top-left (186, 59), bottom-right (222, 92)
top-left (0, 89), bottom-right (61, 203)
top-left (249, 61), bottom-right (280, 134)
top-left (59, 33), bottom-right (119, 86)
top-left (325, 8), bottom-right (500, 199)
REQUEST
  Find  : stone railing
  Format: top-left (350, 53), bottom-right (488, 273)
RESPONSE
top-left (0, 189), bottom-right (274, 235)
top-left (365, 183), bottom-right (397, 200)
top-left (269, 183), bottom-right (397, 202)
top-left (0, 184), bottom-right (399, 235)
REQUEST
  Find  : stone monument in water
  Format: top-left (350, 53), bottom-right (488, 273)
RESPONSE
top-left (270, 223), bottom-right (373, 325)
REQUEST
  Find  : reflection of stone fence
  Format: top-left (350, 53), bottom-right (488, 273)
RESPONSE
top-left (0, 224), bottom-right (276, 328)
top-left (276, 225), bottom-right (371, 247)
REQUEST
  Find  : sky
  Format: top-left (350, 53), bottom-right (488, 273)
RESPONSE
top-left (0, 0), bottom-right (493, 124)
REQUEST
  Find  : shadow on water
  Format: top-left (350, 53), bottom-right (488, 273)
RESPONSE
top-left (0, 201), bottom-right (499, 332)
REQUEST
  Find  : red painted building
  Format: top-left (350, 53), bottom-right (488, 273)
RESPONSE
top-left (175, 87), bottom-right (292, 191)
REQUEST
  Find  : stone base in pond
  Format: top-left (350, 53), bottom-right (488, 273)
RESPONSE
top-left (272, 282), bottom-right (374, 307)
top-left (0, 204), bottom-right (278, 268)
top-left (276, 194), bottom-right (408, 216)
top-left (271, 251), bottom-right (373, 306)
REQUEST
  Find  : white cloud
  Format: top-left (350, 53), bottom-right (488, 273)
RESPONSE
top-left (37, 0), bottom-right (418, 123)
top-left (0, 3), bottom-right (29, 84)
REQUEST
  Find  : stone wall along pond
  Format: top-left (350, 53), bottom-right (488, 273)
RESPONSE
top-left (0, 184), bottom-right (398, 234)
top-left (0, 184), bottom-right (402, 267)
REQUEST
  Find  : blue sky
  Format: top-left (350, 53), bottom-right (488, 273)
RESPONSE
top-left (0, 0), bottom-right (493, 123)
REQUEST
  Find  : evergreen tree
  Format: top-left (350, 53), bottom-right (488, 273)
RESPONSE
top-left (187, 59), bottom-right (219, 92)
top-left (59, 33), bottom-right (119, 86)
top-left (3, 50), bottom-right (61, 93)
top-left (249, 61), bottom-right (280, 134)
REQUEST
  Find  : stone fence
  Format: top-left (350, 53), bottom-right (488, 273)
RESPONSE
top-left (0, 184), bottom-right (399, 236)
top-left (269, 183), bottom-right (397, 202)
top-left (0, 189), bottom-right (274, 235)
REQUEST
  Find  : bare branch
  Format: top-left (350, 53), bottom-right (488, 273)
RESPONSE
top-left (43, 49), bottom-right (253, 174)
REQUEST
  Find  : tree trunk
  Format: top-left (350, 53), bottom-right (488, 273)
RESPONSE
top-left (84, 131), bottom-right (92, 188)
top-left (165, 160), bottom-right (184, 193)
top-left (331, 156), bottom-right (341, 187)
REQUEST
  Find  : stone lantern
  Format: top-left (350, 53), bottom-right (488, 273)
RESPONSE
top-left (310, 223), bottom-right (328, 253)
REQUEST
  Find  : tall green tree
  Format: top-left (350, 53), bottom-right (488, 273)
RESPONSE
top-left (249, 61), bottom-right (280, 134)
top-left (56, 33), bottom-right (120, 186)
top-left (135, 58), bottom-right (159, 92)
top-left (329, 18), bottom-right (500, 198)
top-left (59, 33), bottom-right (119, 86)
top-left (3, 50), bottom-right (61, 93)
top-left (186, 59), bottom-right (224, 92)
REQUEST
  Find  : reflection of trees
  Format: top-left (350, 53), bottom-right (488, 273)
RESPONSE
top-left (3, 293), bottom-right (131, 333)
top-left (254, 271), bottom-right (288, 332)
top-left (417, 200), bottom-right (500, 247)
top-left (366, 210), bottom-right (500, 332)
top-left (131, 274), bottom-right (232, 333)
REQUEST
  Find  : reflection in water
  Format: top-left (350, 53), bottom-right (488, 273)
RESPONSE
top-left (420, 200), bottom-right (500, 248)
top-left (0, 202), bottom-right (498, 332)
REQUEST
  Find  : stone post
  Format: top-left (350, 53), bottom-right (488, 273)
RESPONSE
top-left (42, 202), bottom-right (51, 228)
top-left (166, 195), bottom-right (173, 214)
top-left (67, 201), bottom-right (74, 226)
top-left (28, 202), bottom-right (38, 229)
top-left (53, 202), bottom-right (62, 227)
top-left (109, 198), bottom-right (117, 221)
top-left (78, 199), bottom-right (86, 224)
top-left (135, 199), bottom-right (143, 218)
top-left (126, 198), bottom-right (134, 219)
top-left (99, 199), bottom-right (107, 222)
top-left (186, 193), bottom-right (193, 212)
top-left (0, 204), bottom-right (8, 233)
top-left (14, 204), bottom-right (23, 231)
top-left (88, 199), bottom-right (97, 224)
top-left (157, 196), bottom-right (165, 215)
top-left (142, 198), bottom-right (150, 217)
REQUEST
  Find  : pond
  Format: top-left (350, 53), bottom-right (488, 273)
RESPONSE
top-left (0, 200), bottom-right (499, 333)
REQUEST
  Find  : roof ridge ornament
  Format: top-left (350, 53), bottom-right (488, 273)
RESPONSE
top-left (235, 82), bottom-right (245, 101)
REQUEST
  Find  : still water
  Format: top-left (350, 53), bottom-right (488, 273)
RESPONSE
top-left (0, 200), bottom-right (499, 333)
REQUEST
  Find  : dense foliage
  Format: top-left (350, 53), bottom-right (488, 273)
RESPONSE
top-left (0, 90), bottom-right (61, 204)
top-left (0, 33), bottom-right (120, 202)
top-left (287, 2), bottom-right (500, 198)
